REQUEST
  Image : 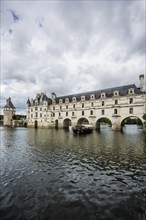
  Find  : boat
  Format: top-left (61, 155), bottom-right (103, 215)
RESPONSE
top-left (72, 124), bottom-right (93, 135)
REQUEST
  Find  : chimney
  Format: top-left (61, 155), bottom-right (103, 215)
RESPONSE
top-left (139, 74), bottom-right (144, 92)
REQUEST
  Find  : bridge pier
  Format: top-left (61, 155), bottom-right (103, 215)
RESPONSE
top-left (143, 121), bottom-right (146, 131)
top-left (112, 116), bottom-right (121, 131)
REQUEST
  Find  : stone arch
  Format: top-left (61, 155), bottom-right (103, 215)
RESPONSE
top-left (96, 117), bottom-right (112, 130)
top-left (63, 118), bottom-right (72, 129)
top-left (77, 117), bottom-right (89, 125)
top-left (121, 116), bottom-right (143, 129)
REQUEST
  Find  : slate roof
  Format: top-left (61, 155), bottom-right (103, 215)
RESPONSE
top-left (27, 93), bottom-right (52, 106)
top-left (4, 97), bottom-right (15, 109)
top-left (55, 84), bottom-right (143, 103)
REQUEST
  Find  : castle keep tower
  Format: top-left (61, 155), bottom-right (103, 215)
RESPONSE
top-left (3, 97), bottom-right (16, 126)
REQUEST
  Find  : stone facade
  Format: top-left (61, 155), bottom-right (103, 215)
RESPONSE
top-left (26, 75), bottom-right (146, 130)
top-left (3, 98), bottom-right (16, 126)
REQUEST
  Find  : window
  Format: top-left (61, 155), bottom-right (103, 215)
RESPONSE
top-left (90, 94), bottom-right (95, 99)
top-left (72, 97), bottom-right (76, 102)
top-left (53, 113), bottom-right (55, 117)
top-left (66, 112), bottom-right (68, 116)
top-left (35, 107), bottom-right (37, 111)
top-left (59, 112), bottom-right (61, 116)
top-left (128, 88), bottom-right (134, 95)
top-left (40, 107), bottom-right (42, 111)
top-left (115, 100), bottom-right (118, 105)
top-left (59, 99), bottom-right (62, 103)
top-left (91, 102), bottom-right (94, 107)
top-left (114, 109), bottom-right (117, 114)
top-left (82, 111), bottom-right (84, 116)
top-left (82, 103), bottom-right (84, 108)
top-left (81, 96), bottom-right (85, 100)
top-left (72, 112), bottom-right (74, 116)
top-left (60, 106), bottom-right (62, 110)
top-left (102, 109), bottom-right (104, 115)
top-left (53, 106), bottom-right (55, 110)
top-left (31, 114), bottom-right (33, 118)
top-left (129, 98), bottom-right (133, 104)
top-left (66, 105), bottom-right (68, 109)
top-left (35, 112), bottom-right (38, 117)
top-left (101, 92), bottom-right (106, 98)
top-left (129, 108), bottom-right (133, 114)
top-left (40, 113), bottom-right (42, 117)
top-left (113, 90), bottom-right (119, 96)
top-left (65, 98), bottom-right (69, 102)
top-left (73, 104), bottom-right (75, 108)
top-left (102, 101), bottom-right (104, 106)
top-left (90, 110), bottom-right (93, 115)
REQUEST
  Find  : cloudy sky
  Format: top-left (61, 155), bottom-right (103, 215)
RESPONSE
top-left (1, 0), bottom-right (145, 114)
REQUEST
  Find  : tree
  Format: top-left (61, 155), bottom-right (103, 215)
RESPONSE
top-left (142, 113), bottom-right (146, 120)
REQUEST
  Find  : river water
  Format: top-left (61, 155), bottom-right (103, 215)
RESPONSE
top-left (0, 125), bottom-right (146, 220)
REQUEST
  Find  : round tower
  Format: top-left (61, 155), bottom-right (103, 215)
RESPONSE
top-left (3, 97), bottom-right (16, 126)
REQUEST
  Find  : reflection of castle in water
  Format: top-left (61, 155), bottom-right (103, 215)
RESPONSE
top-left (26, 74), bottom-right (146, 131)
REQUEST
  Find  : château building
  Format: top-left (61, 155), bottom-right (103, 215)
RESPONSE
top-left (26, 74), bottom-right (146, 130)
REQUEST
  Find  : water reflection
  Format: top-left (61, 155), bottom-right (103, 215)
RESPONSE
top-left (0, 125), bottom-right (146, 220)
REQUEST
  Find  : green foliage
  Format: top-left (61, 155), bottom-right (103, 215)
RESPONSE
top-left (0, 115), bottom-right (3, 120)
top-left (12, 115), bottom-right (26, 120)
top-left (142, 113), bottom-right (146, 120)
top-left (124, 118), bottom-right (142, 125)
top-left (99, 118), bottom-right (112, 125)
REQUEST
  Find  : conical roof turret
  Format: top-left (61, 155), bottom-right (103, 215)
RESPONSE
top-left (4, 97), bottom-right (15, 109)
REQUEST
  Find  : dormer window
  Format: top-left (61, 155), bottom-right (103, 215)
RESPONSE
top-left (128, 88), bottom-right (134, 95)
top-left (65, 98), bottom-right (69, 103)
top-left (81, 96), bottom-right (85, 100)
top-left (59, 99), bottom-right (62, 104)
top-left (72, 97), bottom-right (76, 102)
top-left (113, 90), bottom-right (119, 96)
top-left (101, 92), bottom-right (106, 98)
top-left (90, 94), bottom-right (95, 99)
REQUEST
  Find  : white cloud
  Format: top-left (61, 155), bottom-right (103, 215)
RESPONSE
top-left (1, 0), bottom-right (145, 113)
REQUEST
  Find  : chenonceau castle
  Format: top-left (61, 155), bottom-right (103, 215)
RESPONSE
top-left (3, 74), bottom-right (146, 130)
top-left (25, 74), bottom-right (146, 131)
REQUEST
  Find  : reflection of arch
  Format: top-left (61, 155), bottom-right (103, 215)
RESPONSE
top-left (96, 117), bottom-right (112, 130)
top-left (63, 118), bottom-right (72, 129)
top-left (34, 120), bottom-right (38, 128)
top-left (121, 116), bottom-right (143, 128)
top-left (77, 117), bottom-right (89, 125)
top-left (55, 119), bottom-right (58, 129)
